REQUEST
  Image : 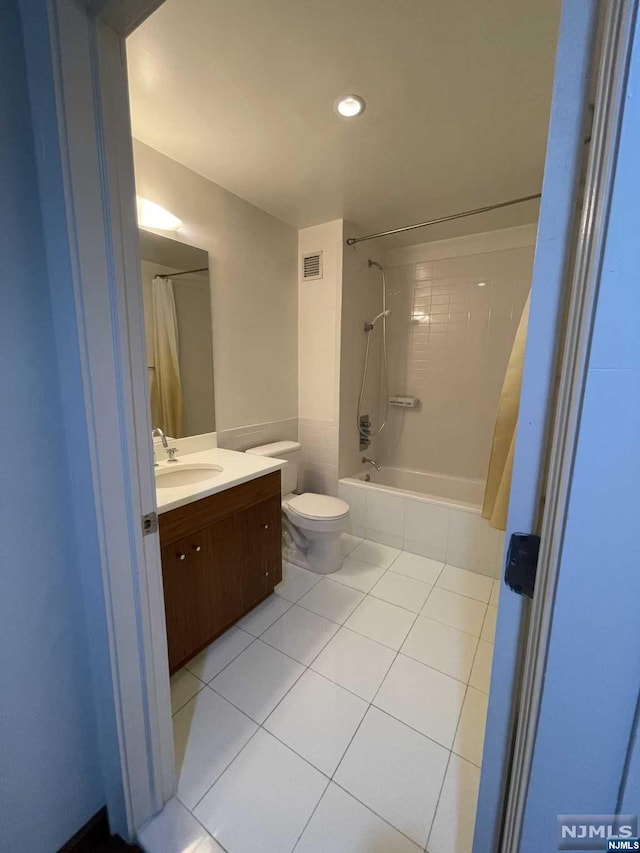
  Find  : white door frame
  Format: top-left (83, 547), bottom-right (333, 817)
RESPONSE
top-left (17, 0), bottom-right (638, 843)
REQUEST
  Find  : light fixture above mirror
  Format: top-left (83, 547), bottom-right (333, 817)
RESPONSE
top-left (136, 196), bottom-right (182, 231)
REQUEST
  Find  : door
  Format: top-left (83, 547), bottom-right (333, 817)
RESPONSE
top-left (474, 1), bottom-right (635, 850)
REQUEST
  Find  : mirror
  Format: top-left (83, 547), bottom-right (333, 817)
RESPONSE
top-left (139, 230), bottom-right (215, 438)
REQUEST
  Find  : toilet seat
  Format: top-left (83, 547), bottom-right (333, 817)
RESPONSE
top-left (285, 492), bottom-right (349, 522)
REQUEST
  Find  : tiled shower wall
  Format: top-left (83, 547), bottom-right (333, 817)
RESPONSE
top-left (379, 226), bottom-right (536, 481)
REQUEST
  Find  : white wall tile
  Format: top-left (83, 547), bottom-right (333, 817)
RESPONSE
top-left (403, 497), bottom-right (449, 562)
top-left (365, 489), bottom-right (405, 538)
top-left (338, 482), bottom-right (367, 531)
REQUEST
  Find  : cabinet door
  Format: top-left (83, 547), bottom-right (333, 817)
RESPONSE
top-left (162, 519), bottom-right (245, 673)
top-left (240, 496), bottom-right (282, 611)
top-left (161, 532), bottom-right (210, 672)
top-left (200, 515), bottom-right (243, 641)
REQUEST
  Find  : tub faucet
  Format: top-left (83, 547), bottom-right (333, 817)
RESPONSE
top-left (362, 456), bottom-right (381, 472)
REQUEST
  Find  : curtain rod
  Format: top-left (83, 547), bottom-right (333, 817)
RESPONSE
top-left (345, 193), bottom-right (541, 246)
top-left (155, 266), bottom-right (209, 279)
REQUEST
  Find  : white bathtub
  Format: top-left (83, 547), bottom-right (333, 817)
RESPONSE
top-left (338, 466), bottom-right (504, 578)
top-left (344, 466), bottom-right (484, 508)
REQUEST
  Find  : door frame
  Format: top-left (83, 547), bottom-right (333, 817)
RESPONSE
top-left (16, 0), bottom-right (637, 843)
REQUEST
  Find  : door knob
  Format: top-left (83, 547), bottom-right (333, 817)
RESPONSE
top-left (192, 544), bottom-right (201, 552)
top-left (178, 553), bottom-right (186, 561)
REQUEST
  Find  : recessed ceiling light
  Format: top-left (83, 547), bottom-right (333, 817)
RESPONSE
top-left (335, 95), bottom-right (366, 118)
top-left (136, 196), bottom-right (182, 231)
top-left (477, 281), bottom-right (487, 287)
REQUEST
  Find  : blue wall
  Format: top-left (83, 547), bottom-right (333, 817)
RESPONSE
top-left (0, 0), bottom-right (104, 848)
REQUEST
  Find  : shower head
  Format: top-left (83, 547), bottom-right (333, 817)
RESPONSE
top-left (365, 309), bottom-right (391, 331)
top-left (368, 258), bottom-right (384, 271)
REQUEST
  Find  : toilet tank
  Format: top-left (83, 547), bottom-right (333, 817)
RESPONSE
top-left (245, 440), bottom-right (300, 496)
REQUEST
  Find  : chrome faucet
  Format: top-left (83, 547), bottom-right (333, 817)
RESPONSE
top-left (152, 427), bottom-right (169, 449)
top-left (362, 456), bottom-right (381, 472)
top-left (152, 427), bottom-right (179, 464)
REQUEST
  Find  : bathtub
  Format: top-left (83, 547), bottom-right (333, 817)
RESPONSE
top-left (338, 466), bottom-right (504, 578)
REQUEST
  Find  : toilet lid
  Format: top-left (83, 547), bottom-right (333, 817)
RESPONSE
top-left (287, 493), bottom-right (349, 521)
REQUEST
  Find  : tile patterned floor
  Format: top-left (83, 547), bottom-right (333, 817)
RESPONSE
top-left (140, 535), bottom-right (499, 853)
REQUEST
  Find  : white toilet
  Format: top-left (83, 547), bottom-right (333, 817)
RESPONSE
top-left (245, 440), bottom-right (349, 574)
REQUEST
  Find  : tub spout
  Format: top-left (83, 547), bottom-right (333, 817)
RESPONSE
top-left (362, 456), bottom-right (381, 472)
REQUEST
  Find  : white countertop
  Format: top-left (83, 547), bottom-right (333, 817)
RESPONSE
top-left (155, 447), bottom-right (286, 514)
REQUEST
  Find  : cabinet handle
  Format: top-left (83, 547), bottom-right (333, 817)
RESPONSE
top-left (265, 571), bottom-right (270, 577)
top-left (263, 523), bottom-right (269, 530)
top-left (177, 553), bottom-right (186, 561)
top-left (192, 545), bottom-right (201, 552)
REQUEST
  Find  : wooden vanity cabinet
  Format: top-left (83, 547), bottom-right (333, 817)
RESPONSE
top-left (159, 471), bottom-right (282, 673)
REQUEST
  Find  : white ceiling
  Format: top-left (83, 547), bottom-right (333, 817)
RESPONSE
top-left (127, 0), bottom-right (560, 242)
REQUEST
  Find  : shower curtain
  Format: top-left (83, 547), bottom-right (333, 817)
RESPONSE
top-left (150, 276), bottom-right (184, 438)
top-left (482, 293), bottom-right (531, 530)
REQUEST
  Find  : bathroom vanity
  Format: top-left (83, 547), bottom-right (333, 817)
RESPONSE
top-left (156, 448), bottom-right (285, 673)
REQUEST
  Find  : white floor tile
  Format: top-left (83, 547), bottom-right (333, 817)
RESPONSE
top-left (453, 687), bottom-right (489, 767)
top-left (421, 588), bottom-right (487, 637)
top-left (335, 707), bottom-right (448, 847)
top-left (469, 640), bottom-right (494, 693)
top-left (275, 561), bottom-right (321, 603)
top-left (296, 782), bottom-right (422, 853)
top-left (311, 627), bottom-right (396, 701)
top-left (345, 596), bottom-right (416, 651)
top-left (137, 797), bottom-right (224, 853)
top-left (481, 605), bottom-right (498, 643)
top-left (374, 654), bottom-right (466, 749)
top-left (260, 604), bottom-right (339, 665)
top-left (490, 578), bottom-right (501, 607)
top-left (210, 640), bottom-right (304, 723)
top-left (185, 627), bottom-right (253, 683)
top-left (264, 670), bottom-right (367, 775)
top-left (194, 729), bottom-right (327, 853)
top-left (298, 578), bottom-right (365, 624)
top-left (370, 571), bottom-right (432, 612)
top-left (170, 668), bottom-right (203, 715)
top-left (350, 539), bottom-right (400, 569)
top-left (427, 754), bottom-right (481, 853)
top-left (390, 552), bottom-right (444, 585)
top-left (437, 564), bottom-right (493, 603)
top-left (340, 532), bottom-right (363, 555)
top-left (172, 688), bottom-right (257, 810)
top-left (331, 556), bottom-right (387, 593)
top-left (401, 617), bottom-right (478, 683)
top-left (237, 594), bottom-right (292, 636)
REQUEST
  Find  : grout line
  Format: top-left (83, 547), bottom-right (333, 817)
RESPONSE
top-left (424, 749), bottom-right (453, 853)
top-left (290, 778), bottom-right (332, 852)
top-left (188, 724), bottom-right (262, 813)
top-left (425, 678), bottom-right (475, 852)
top-left (332, 778), bottom-right (428, 849)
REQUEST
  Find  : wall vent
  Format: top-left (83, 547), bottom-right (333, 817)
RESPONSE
top-left (301, 251), bottom-right (323, 281)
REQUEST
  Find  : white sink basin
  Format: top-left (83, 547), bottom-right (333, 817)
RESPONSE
top-left (155, 462), bottom-right (224, 489)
